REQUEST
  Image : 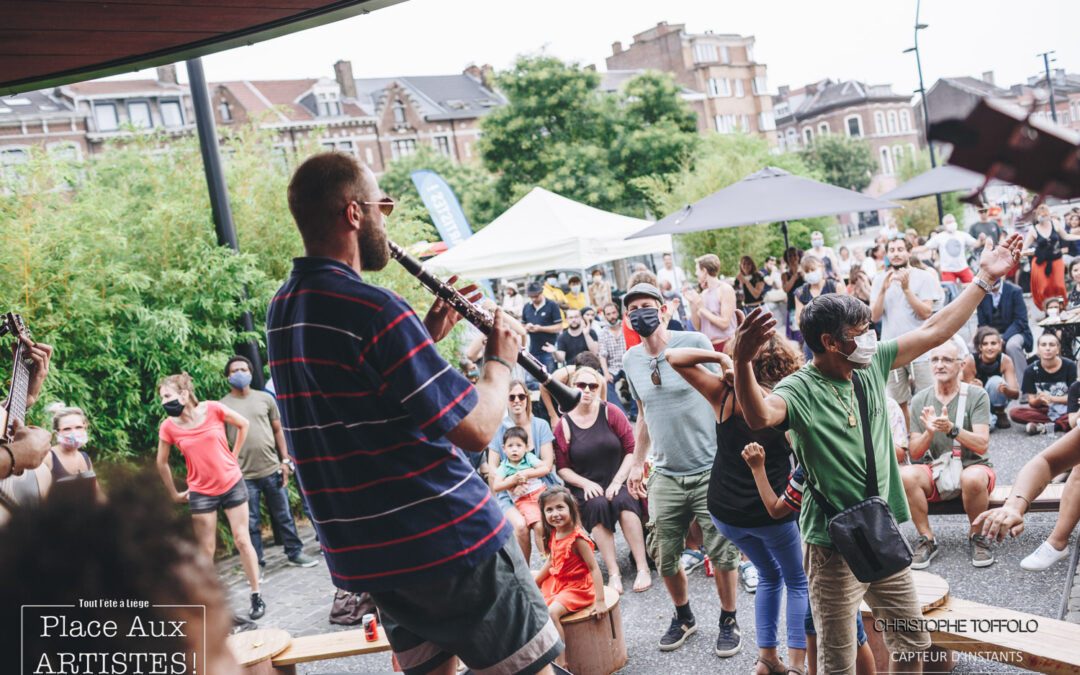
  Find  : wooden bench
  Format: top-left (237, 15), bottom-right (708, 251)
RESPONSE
top-left (228, 626), bottom-right (391, 674)
top-left (860, 570), bottom-right (1080, 675)
top-left (926, 482), bottom-right (1064, 516)
top-left (559, 586), bottom-right (626, 675)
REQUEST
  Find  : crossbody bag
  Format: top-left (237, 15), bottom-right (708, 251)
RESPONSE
top-left (929, 383), bottom-right (968, 501)
top-left (805, 373), bottom-right (913, 582)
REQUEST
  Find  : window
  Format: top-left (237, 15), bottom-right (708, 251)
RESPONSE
top-left (786, 128), bottom-right (798, 148)
top-left (393, 100), bottom-right (407, 125)
top-left (752, 76), bottom-right (768, 95)
top-left (746, 45), bottom-right (755, 63)
top-left (803, 127), bottom-right (814, 146)
top-left (845, 115), bottom-right (862, 137)
top-left (93, 103), bottom-right (118, 131)
top-left (887, 110), bottom-right (898, 134)
top-left (434, 135), bottom-right (452, 157)
top-left (758, 111), bottom-right (776, 131)
top-left (127, 101), bottom-right (152, 129)
top-left (48, 143), bottom-right (80, 161)
top-left (1, 148), bottom-right (27, 165)
top-left (218, 99), bottom-right (232, 122)
top-left (740, 114), bottom-right (750, 132)
top-left (880, 146), bottom-right (893, 175)
top-left (908, 143), bottom-right (916, 157)
top-left (338, 140), bottom-right (354, 154)
top-left (893, 145), bottom-right (904, 167)
top-left (317, 92), bottom-right (342, 117)
top-left (160, 100), bottom-right (184, 127)
top-left (874, 111), bottom-right (885, 134)
top-left (390, 138), bottom-right (416, 159)
top-left (734, 79), bottom-right (745, 98)
top-left (365, 147), bottom-right (375, 164)
top-left (713, 114), bottom-right (738, 134)
top-left (719, 46), bottom-right (731, 64)
top-left (899, 109), bottom-right (911, 132)
top-left (693, 43), bottom-right (716, 63)
top-left (708, 78), bottom-right (731, 97)
top-left (818, 121), bottom-right (829, 135)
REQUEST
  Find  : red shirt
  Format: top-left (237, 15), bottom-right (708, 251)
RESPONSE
top-left (159, 402), bottom-right (243, 496)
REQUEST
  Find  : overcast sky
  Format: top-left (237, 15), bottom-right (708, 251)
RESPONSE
top-left (112, 0), bottom-right (1077, 98)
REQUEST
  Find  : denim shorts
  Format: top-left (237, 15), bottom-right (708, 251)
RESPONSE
top-left (188, 478), bottom-right (248, 514)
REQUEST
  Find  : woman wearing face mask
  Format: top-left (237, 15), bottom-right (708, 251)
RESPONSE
top-left (564, 275), bottom-right (588, 311)
top-left (501, 281), bottom-right (525, 318)
top-left (156, 372), bottom-right (265, 620)
top-left (1024, 204), bottom-right (1080, 312)
top-left (781, 247), bottom-right (804, 342)
top-left (46, 404), bottom-right (93, 481)
top-left (588, 269), bottom-right (612, 309)
top-left (793, 257), bottom-right (841, 361)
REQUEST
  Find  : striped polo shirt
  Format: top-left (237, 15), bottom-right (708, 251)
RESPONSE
top-left (266, 257), bottom-right (509, 592)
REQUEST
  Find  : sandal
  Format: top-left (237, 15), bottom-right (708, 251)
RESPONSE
top-left (752, 656), bottom-right (785, 675)
top-left (784, 668), bottom-right (805, 675)
top-left (609, 572), bottom-right (623, 594)
top-left (632, 569), bottom-right (652, 592)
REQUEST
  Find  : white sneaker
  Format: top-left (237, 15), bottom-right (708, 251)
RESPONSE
top-left (1020, 540), bottom-right (1070, 571)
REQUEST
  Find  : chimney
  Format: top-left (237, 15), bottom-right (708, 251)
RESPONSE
top-left (778, 85), bottom-right (790, 98)
top-left (612, 41), bottom-right (623, 55)
top-left (656, 21), bottom-right (669, 35)
top-left (479, 64), bottom-right (495, 90)
top-left (156, 64), bottom-right (178, 85)
top-left (463, 64), bottom-right (482, 80)
top-left (981, 70), bottom-right (995, 86)
top-left (334, 60), bottom-right (357, 100)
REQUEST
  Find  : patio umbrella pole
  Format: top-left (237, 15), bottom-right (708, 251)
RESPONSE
top-left (781, 220), bottom-right (790, 252)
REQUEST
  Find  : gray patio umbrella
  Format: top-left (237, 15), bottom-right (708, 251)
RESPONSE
top-left (879, 164), bottom-right (1007, 201)
top-left (628, 166), bottom-right (899, 249)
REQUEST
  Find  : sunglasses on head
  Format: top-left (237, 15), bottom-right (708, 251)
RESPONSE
top-left (508, 393), bottom-right (528, 402)
top-left (574, 382), bottom-right (600, 391)
top-left (339, 196), bottom-right (395, 217)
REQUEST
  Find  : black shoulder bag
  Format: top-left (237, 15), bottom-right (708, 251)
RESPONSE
top-left (805, 373), bottom-right (913, 582)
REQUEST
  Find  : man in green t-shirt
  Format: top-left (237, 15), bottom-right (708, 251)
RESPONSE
top-left (902, 340), bottom-right (994, 570)
top-left (731, 234), bottom-right (1021, 674)
top-left (221, 355), bottom-right (318, 569)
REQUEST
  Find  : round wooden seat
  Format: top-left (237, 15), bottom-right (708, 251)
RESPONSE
top-left (559, 586), bottom-right (626, 675)
top-left (861, 570), bottom-right (954, 674)
top-left (227, 628), bottom-right (292, 674)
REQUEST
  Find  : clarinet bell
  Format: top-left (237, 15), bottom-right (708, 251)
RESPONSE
top-left (548, 378), bottom-right (582, 415)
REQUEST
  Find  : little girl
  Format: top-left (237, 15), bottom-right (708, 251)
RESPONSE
top-left (534, 486), bottom-right (605, 665)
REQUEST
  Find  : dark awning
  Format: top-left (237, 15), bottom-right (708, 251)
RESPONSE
top-left (1, 0), bottom-right (404, 95)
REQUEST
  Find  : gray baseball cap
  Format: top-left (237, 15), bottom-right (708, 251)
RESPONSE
top-left (623, 282), bottom-right (663, 310)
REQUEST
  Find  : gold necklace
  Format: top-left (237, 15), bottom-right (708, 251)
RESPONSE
top-left (826, 381), bottom-right (858, 427)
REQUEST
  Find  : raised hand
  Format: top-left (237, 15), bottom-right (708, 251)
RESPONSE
top-left (978, 233), bottom-right (1023, 281)
top-left (741, 442), bottom-right (765, 470)
top-left (730, 308), bottom-right (775, 364)
top-left (919, 406), bottom-right (937, 432)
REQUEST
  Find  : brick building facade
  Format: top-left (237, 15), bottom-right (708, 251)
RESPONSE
top-left (605, 21), bottom-right (777, 142)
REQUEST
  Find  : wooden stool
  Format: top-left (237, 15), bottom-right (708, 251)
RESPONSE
top-left (227, 628), bottom-right (292, 675)
top-left (560, 586), bottom-right (626, 675)
top-left (861, 570), bottom-right (955, 674)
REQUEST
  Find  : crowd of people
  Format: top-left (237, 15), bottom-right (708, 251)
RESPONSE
top-left (2, 151), bottom-right (1079, 675)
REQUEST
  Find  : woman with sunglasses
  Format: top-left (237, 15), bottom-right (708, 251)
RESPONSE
top-left (553, 366), bottom-right (649, 594)
top-left (486, 379), bottom-right (559, 562)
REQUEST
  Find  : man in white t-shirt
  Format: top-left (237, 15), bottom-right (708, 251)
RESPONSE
top-left (871, 237), bottom-right (944, 429)
top-left (926, 215), bottom-right (979, 285)
top-left (657, 253), bottom-right (687, 293)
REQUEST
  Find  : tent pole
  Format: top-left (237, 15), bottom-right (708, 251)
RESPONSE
top-left (781, 220), bottom-right (790, 252)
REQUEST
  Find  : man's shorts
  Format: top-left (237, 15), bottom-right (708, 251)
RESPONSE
top-left (645, 469), bottom-right (741, 577)
top-left (188, 478), bottom-right (247, 514)
top-left (941, 268), bottom-right (974, 284)
top-left (919, 463), bottom-right (996, 503)
top-left (514, 489), bottom-right (543, 527)
top-left (370, 537), bottom-right (562, 675)
top-left (886, 360), bottom-right (933, 405)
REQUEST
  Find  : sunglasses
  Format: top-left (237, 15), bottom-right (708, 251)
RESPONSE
top-left (508, 393), bottom-right (528, 402)
top-left (574, 382), bottom-right (600, 391)
top-left (649, 357), bottom-right (662, 386)
top-left (339, 197), bottom-right (395, 217)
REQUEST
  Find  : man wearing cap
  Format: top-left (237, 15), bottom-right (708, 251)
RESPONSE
top-left (622, 283), bottom-right (743, 658)
top-left (523, 281), bottom-right (564, 383)
top-left (969, 205), bottom-right (1005, 259)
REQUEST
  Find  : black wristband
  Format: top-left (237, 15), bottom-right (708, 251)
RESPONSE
top-left (486, 356), bottom-right (514, 372)
top-left (2, 445), bottom-right (15, 477)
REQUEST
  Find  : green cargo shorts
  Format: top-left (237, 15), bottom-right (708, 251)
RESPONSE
top-left (645, 469), bottom-right (741, 577)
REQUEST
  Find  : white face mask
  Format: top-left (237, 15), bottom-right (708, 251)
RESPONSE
top-left (945, 221), bottom-right (958, 233)
top-left (1048, 307), bottom-right (1060, 318)
top-left (845, 330), bottom-right (878, 366)
top-left (805, 270), bottom-right (823, 285)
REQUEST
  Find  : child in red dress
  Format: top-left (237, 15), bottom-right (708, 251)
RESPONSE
top-left (533, 486), bottom-right (606, 667)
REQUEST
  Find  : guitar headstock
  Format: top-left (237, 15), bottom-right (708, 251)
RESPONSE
top-left (0, 313), bottom-right (31, 342)
top-left (929, 97), bottom-right (1080, 209)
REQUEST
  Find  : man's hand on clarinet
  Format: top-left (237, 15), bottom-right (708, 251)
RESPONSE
top-left (485, 307), bottom-right (521, 368)
top-left (731, 308), bottom-right (775, 364)
top-left (423, 275), bottom-right (480, 343)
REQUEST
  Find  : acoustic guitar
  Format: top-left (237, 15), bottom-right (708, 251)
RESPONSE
top-left (0, 312), bottom-right (33, 443)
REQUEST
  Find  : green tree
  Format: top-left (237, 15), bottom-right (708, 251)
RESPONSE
top-left (377, 145), bottom-right (500, 230)
top-left (801, 134), bottom-right (877, 193)
top-left (893, 151), bottom-right (964, 236)
top-left (635, 133), bottom-right (834, 275)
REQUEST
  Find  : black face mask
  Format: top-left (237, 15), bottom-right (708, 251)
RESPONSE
top-left (162, 399), bottom-right (185, 417)
top-left (628, 307), bottom-right (662, 338)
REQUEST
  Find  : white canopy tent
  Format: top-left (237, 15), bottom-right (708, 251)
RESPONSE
top-left (427, 187), bottom-right (673, 279)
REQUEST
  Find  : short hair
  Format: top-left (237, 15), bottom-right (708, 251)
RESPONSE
top-left (573, 351), bottom-right (602, 371)
top-left (886, 237), bottom-right (912, 253)
top-left (570, 365), bottom-right (602, 385)
top-left (629, 270), bottom-right (658, 287)
top-left (503, 425), bottom-right (528, 445)
top-left (224, 354), bottom-right (254, 377)
top-left (565, 307), bottom-right (582, 318)
top-left (1038, 331), bottom-right (1061, 349)
top-left (601, 302), bottom-right (619, 315)
top-left (725, 334), bottom-right (803, 387)
top-left (287, 152), bottom-right (373, 243)
top-left (800, 256), bottom-right (821, 273)
top-left (800, 294), bottom-right (872, 354)
top-left (974, 325), bottom-right (1002, 348)
top-left (695, 254), bottom-right (721, 277)
top-left (942, 214), bottom-right (957, 226)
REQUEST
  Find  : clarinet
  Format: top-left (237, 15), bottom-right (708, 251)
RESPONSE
top-left (388, 240), bottom-right (582, 414)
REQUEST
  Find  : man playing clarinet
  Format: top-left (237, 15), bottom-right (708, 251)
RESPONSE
top-left (267, 152), bottom-right (562, 675)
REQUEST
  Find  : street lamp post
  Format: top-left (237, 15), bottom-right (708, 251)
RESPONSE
top-left (904, 0), bottom-right (944, 223)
